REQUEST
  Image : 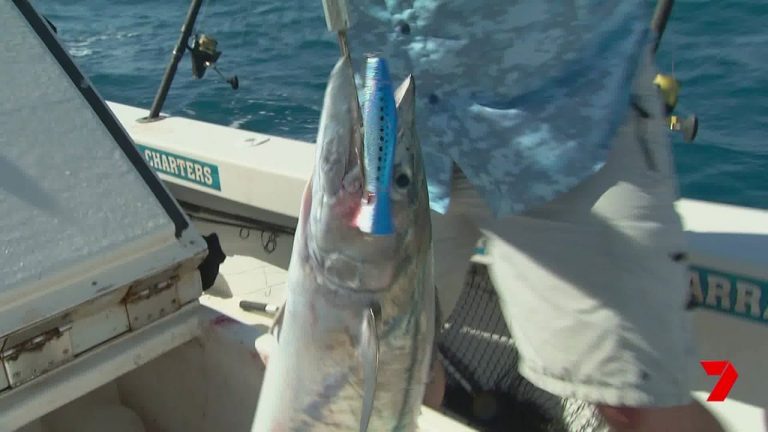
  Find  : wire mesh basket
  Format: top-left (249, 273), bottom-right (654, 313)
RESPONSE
top-left (438, 262), bottom-right (608, 432)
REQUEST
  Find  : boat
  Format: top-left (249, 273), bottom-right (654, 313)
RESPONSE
top-left (1, 1), bottom-right (472, 431)
top-left (2, 0), bottom-right (766, 431)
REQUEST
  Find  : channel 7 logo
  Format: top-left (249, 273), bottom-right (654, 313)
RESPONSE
top-left (700, 360), bottom-right (738, 402)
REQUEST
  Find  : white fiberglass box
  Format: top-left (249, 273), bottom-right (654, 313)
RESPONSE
top-left (0, 1), bottom-right (208, 428)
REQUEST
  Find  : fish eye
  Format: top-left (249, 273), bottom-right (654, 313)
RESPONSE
top-left (395, 173), bottom-right (411, 189)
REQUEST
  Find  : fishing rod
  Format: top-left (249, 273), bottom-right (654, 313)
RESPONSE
top-left (650, 0), bottom-right (699, 143)
top-left (143, 0), bottom-right (238, 122)
top-left (651, 0), bottom-right (675, 54)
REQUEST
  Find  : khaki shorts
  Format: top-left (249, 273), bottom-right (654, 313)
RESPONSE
top-left (432, 51), bottom-right (698, 407)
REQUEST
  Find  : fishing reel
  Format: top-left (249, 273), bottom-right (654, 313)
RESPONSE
top-left (188, 33), bottom-right (239, 90)
top-left (653, 72), bottom-right (698, 142)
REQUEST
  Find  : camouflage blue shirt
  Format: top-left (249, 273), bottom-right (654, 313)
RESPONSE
top-left (346, 1), bottom-right (653, 217)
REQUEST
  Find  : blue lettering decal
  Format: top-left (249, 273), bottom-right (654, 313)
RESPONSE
top-left (688, 266), bottom-right (768, 324)
top-left (136, 144), bottom-right (221, 191)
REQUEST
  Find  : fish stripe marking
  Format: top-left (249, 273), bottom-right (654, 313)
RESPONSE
top-left (303, 370), bottom-right (351, 422)
top-left (394, 282), bottom-right (426, 430)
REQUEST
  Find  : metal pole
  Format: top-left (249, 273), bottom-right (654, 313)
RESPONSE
top-left (146, 0), bottom-right (205, 120)
top-left (651, 0), bottom-right (675, 53)
top-left (322, 0), bottom-right (351, 59)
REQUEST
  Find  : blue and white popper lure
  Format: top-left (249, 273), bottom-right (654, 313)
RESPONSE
top-left (356, 56), bottom-right (397, 236)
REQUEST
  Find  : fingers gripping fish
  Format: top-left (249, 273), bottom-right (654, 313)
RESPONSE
top-left (251, 55), bottom-right (436, 432)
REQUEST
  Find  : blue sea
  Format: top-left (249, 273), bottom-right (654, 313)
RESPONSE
top-left (35, 0), bottom-right (768, 209)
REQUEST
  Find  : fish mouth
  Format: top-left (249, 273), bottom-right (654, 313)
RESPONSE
top-left (314, 55), bottom-right (421, 236)
top-left (308, 57), bottom-right (425, 302)
top-left (314, 54), bottom-right (364, 200)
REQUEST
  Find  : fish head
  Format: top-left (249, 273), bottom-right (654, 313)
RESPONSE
top-left (305, 55), bottom-right (430, 300)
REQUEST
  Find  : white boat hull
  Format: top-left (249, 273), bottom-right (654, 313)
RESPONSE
top-left (17, 101), bottom-right (760, 432)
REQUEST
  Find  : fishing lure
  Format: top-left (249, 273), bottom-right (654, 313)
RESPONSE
top-left (356, 56), bottom-right (397, 236)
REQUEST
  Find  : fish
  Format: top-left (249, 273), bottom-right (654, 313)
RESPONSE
top-left (250, 54), bottom-right (436, 432)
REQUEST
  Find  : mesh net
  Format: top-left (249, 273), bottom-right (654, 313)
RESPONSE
top-left (437, 262), bottom-right (607, 432)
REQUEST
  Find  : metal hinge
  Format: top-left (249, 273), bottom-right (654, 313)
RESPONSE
top-left (0, 270), bottom-right (200, 392)
top-left (124, 275), bottom-right (182, 330)
top-left (1, 325), bottom-right (74, 388)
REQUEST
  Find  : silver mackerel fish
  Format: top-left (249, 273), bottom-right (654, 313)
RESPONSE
top-left (251, 54), bottom-right (436, 432)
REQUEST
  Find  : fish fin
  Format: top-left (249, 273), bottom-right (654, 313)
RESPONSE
top-left (394, 74), bottom-right (415, 112)
top-left (427, 286), bottom-right (443, 383)
top-left (358, 306), bottom-right (379, 432)
top-left (432, 286), bottom-right (442, 366)
top-left (269, 301), bottom-right (286, 343)
top-left (434, 285), bottom-right (443, 333)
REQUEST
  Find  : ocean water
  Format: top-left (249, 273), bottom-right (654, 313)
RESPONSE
top-left (35, 0), bottom-right (768, 209)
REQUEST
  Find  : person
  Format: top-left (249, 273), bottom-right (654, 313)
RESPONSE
top-left (343, 1), bottom-right (725, 431)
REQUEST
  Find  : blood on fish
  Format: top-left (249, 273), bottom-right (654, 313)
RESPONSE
top-left (335, 192), bottom-right (364, 229)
